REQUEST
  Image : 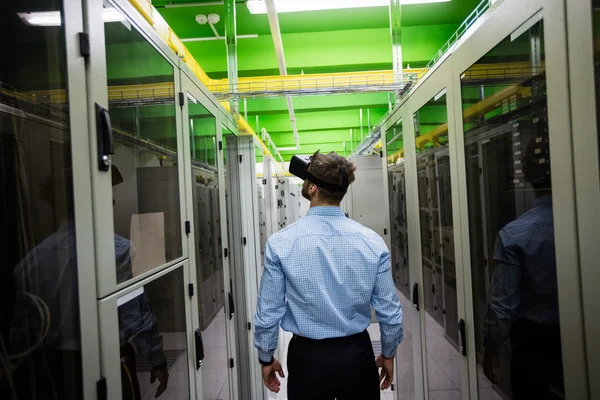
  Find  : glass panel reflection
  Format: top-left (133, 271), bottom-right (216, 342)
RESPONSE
top-left (188, 99), bottom-right (229, 399)
top-left (117, 268), bottom-right (189, 400)
top-left (461, 20), bottom-right (564, 399)
top-left (105, 7), bottom-right (182, 284)
top-left (1, 2), bottom-right (83, 398)
top-left (414, 91), bottom-right (463, 398)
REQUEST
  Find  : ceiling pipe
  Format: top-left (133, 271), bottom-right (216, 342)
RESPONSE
top-left (163, 1), bottom-right (224, 8)
top-left (181, 34), bottom-right (257, 42)
top-left (262, 128), bottom-right (285, 164)
top-left (389, 0), bottom-right (403, 104)
top-left (224, 0), bottom-right (239, 113)
top-left (264, 0), bottom-right (300, 151)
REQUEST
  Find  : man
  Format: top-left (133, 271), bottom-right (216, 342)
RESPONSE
top-left (10, 165), bottom-right (169, 399)
top-left (483, 135), bottom-right (563, 399)
top-left (254, 151), bottom-right (403, 400)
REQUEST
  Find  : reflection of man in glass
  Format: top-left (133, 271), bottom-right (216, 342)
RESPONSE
top-left (483, 136), bottom-right (563, 399)
top-left (10, 166), bottom-right (169, 399)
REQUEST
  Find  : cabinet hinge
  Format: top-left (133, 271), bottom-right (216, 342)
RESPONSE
top-left (262, 179), bottom-right (267, 185)
top-left (188, 283), bottom-right (194, 297)
top-left (239, 155), bottom-right (243, 163)
top-left (242, 237), bottom-right (247, 245)
top-left (247, 322), bottom-right (252, 330)
top-left (97, 377), bottom-right (107, 400)
top-left (185, 220), bottom-right (191, 235)
top-left (224, 248), bottom-right (228, 258)
top-left (179, 92), bottom-right (185, 108)
top-left (384, 228), bottom-right (388, 235)
top-left (218, 140), bottom-right (223, 150)
top-left (229, 358), bottom-right (234, 368)
top-left (79, 32), bottom-right (90, 57)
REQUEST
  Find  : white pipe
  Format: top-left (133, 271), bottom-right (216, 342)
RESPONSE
top-left (164, 1), bottom-right (223, 7)
top-left (265, 0), bottom-right (300, 151)
top-left (208, 22), bottom-right (221, 38)
top-left (261, 128), bottom-right (285, 163)
top-left (181, 34), bottom-right (258, 42)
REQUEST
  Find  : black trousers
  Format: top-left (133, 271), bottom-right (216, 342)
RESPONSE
top-left (287, 330), bottom-right (380, 400)
top-left (510, 319), bottom-right (564, 400)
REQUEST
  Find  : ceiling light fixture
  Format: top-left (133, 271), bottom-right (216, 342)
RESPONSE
top-left (247, 0), bottom-right (451, 14)
top-left (18, 8), bottom-right (125, 27)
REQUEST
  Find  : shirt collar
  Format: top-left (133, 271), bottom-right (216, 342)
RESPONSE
top-left (306, 206), bottom-right (345, 217)
top-left (535, 195), bottom-right (553, 207)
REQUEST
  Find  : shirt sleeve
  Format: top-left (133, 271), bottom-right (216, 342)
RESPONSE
top-left (483, 233), bottom-right (522, 352)
top-left (254, 240), bottom-right (287, 362)
top-left (371, 249), bottom-right (404, 358)
top-left (119, 293), bottom-right (167, 368)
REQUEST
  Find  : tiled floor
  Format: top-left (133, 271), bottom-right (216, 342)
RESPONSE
top-left (200, 312), bottom-right (231, 400)
top-left (137, 332), bottom-right (191, 400)
top-left (188, 296), bottom-right (505, 400)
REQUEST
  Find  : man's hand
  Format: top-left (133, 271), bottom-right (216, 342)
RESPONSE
top-left (376, 355), bottom-right (394, 390)
top-left (150, 365), bottom-right (170, 398)
top-left (483, 348), bottom-right (499, 385)
top-left (262, 359), bottom-right (285, 393)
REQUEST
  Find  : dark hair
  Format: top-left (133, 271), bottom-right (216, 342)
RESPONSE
top-left (523, 135), bottom-right (551, 190)
top-left (307, 151), bottom-right (357, 203)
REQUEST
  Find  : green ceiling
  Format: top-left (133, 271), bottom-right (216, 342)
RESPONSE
top-left (152, 0), bottom-right (481, 161)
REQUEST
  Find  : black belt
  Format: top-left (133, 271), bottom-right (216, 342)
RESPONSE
top-left (293, 330), bottom-right (368, 346)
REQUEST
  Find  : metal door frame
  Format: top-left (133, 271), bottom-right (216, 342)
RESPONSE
top-left (565, 0), bottom-right (600, 396)
top-left (58, 0), bottom-right (103, 397)
top-left (400, 57), bottom-right (469, 400)
top-left (449, 0), bottom-right (588, 397)
top-left (226, 135), bottom-right (264, 400)
top-left (220, 113), bottom-right (241, 400)
top-left (98, 261), bottom-right (196, 399)
top-left (84, 0), bottom-right (188, 298)
top-left (179, 71), bottom-right (239, 400)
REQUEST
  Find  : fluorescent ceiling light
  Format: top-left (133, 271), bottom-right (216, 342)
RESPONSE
top-left (247, 0), bottom-right (451, 14)
top-left (18, 8), bottom-right (125, 27)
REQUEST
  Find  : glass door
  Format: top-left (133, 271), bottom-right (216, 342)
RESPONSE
top-left (98, 263), bottom-right (194, 400)
top-left (0, 0), bottom-right (97, 398)
top-left (87, 1), bottom-right (195, 399)
top-left (458, 14), bottom-right (566, 400)
top-left (413, 90), bottom-right (465, 400)
top-left (92, 0), bottom-right (187, 297)
top-left (180, 73), bottom-right (234, 400)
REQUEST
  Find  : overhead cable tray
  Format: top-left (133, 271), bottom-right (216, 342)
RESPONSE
top-left (208, 74), bottom-right (418, 100)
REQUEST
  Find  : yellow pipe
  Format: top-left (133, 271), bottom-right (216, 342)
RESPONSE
top-left (257, 172), bottom-right (294, 178)
top-left (128, 0), bottom-right (275, 163)
top-left (386, 84), bottom-right (533, 163)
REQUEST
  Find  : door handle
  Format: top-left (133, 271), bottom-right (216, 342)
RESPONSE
top-left (412, 283), bottom-right (419, 311)
top-left (458, 319), bottom-right (467, 356)
top-left (195, 329), bottom-right (205, 369)
top-left (228, 292), bottom-right (235, 320)
top-left (95, 103), bottom-right (114, 171)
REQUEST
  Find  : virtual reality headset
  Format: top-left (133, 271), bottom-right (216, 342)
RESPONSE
top-left (289, 154), bottom-right (349, 193)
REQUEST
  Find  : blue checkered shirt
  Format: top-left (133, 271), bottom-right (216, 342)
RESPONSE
top-left (483, 196), bottom-right (559, 351)
top-left (254, 206), bottom-right (403, 361)
top-left (11, 221), bottom-right (166, 367)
